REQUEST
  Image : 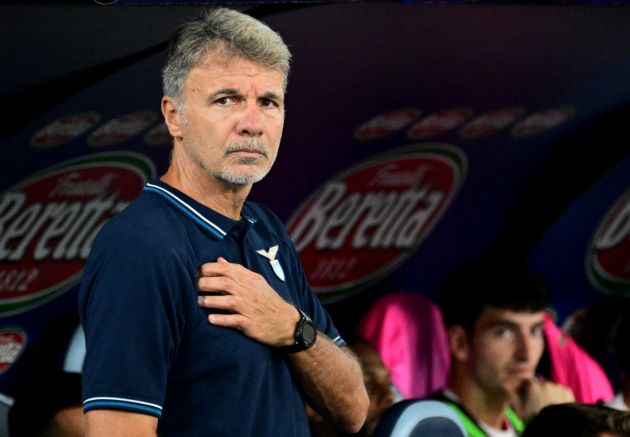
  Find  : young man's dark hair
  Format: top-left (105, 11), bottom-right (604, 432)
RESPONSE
top-left (438, 253), bottom-right (548, 331)
top-left (522, 403), bottom-right (630, 437)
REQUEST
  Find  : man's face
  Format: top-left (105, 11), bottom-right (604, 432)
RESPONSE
top-left (467, 307), bottom-right (545, 397)
top-left (166, 50), bottom-right (285, 186)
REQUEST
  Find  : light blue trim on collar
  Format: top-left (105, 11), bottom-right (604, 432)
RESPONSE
top-left (144, 183), bottom-right (227, 239)
top-left (332, 335), bottom-right (347, 347)
top-left (243, 215), bottom-right (257, 224)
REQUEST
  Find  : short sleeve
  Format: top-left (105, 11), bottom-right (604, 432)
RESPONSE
top-left (78, 222), bottom-right (190, 418)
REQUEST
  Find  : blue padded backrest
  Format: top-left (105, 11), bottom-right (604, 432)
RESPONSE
top-left (373, 399), bottom-right (467, 437)
top-left (0, 393), bottom-right (12, 437)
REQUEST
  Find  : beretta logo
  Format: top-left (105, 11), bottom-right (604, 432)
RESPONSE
top-left (287, 144), bottom-right (467, 303)
top-left (407, 108), bottom-right (473, 139)
top-left (0, 328), bottom-right (26, 374)
top-left (586, 191), bottom-right (630, 296)
top-left (354, 108), bottom-right (421, 140)
top-left (459, 107), bottom-right (525, 139)
top-left (30, 112), bottom-right (102, 148)
top-left (0, 152), bottom-right (155, 317)
top-left (511, 106), bottom-right (575, 138)
top-left (87, 111), bottom-right (158, 148)
top-left (144, 122), bottom-right (172, 146)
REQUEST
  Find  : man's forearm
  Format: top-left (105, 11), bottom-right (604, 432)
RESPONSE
top-left (287, 333), bottom-right (369, 434)
top-left (86, 410), bottom-right (158, 437)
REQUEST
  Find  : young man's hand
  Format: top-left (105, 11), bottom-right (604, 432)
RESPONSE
top-left (510, 378), bottom-right (575, 422)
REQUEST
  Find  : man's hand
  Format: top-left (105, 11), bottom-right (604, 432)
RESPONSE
top-left (197, 257), bottom-right (299, 347)
top-left (197, 257), bottom-right (369, 433)
top-left (510, 378), bottom-right (575, 423)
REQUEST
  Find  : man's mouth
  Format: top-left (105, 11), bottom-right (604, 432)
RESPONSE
top-left (225, 141), bottom-right (269, 159)
top-left (508, 367), bottom-right (533, 377)
top-left (228, 148), bottom-right (266, 157)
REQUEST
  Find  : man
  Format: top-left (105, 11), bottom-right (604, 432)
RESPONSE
top-left (435, 255), bottom-right (574, 437)
top-left (79, 9), bottom-right (368, 436)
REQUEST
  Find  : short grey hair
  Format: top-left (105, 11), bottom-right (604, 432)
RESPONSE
top-left (162, 8), bottom-right (291, 109)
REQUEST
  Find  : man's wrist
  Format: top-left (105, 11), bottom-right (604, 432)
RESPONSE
top-left (285, 307), bottom-right (317, 353)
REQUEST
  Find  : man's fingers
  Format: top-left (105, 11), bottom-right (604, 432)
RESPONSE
top-left (208, 313), bottom-right (248, 331)
top-left (510, 378), bottom-right (576, 422)
top-left (199, 262), bottom-right (228, 277)
top-left (198, 276), bottom-right (234, 293)
top-left (199, 259), bottom-right (239, 276)
top-left (214, 258), bottom-right (256, 279)
top-left (543, 382), bottom-right (574, 403)
top-left (198, 295), bottom-right (240, 312)
top-left (199, 259), bottom-right (246, 278)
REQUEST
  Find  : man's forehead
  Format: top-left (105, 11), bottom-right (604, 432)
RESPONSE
top-left (192, 48), bottom-right (285, 89)
top-left (477, 306), bottom-right (546, 326)
top-left (196, 50), bottom-right (254, 70)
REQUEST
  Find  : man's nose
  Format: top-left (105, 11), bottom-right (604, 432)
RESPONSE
top-left (515, 332), bottom-right (535, 362)
top-left (236, 103), bottom-right (264, 137)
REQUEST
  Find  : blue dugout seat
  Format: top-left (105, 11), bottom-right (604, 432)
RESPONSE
top-left (373, 399), bottom-right (467, 437)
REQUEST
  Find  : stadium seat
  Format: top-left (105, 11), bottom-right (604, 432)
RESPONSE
top-left (0, 393), bottom-right (13, 437)
top-left (357, 291), bottom-right (450, 399)
top-left (373, 399), bottom-right (467, 437)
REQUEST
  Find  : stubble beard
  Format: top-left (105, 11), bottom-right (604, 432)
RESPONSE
top-left (212, 139), bottom-right (274, 186)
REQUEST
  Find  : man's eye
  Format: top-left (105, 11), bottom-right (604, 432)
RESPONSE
top-left (215, 97), bottom-right (235, 105)
top-left (494, 327), bottom-right (513, 339)
top-left (261, 98), bottom-right (278, 108)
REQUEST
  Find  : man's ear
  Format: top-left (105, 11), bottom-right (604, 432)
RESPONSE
top-left (448, 325), bottom-right (470, 362)
top-left (161, 96), bottom-right (183, 140)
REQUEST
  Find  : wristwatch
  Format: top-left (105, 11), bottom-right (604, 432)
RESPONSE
top-left (287, 308), bottom-right (317, 352)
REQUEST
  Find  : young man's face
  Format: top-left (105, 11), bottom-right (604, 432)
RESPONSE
top-left (467, 307), bottom-right (546, 397)
top-left (164, 48), bottom-right (285, 187)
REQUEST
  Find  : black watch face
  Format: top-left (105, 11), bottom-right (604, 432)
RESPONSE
top-left (301, 322), bottom-right (316, 347)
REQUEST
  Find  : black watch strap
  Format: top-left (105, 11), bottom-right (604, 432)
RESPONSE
top-left (286, 308), bottom-right (317, 353)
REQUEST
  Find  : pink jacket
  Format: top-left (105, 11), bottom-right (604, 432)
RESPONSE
top-left (357, 291), bottom-right (450, 399)
top-left (543, 312), bottom-right (614, 403)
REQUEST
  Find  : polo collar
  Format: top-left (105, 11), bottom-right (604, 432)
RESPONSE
top-left (143, 180), bottom-right (257, 240)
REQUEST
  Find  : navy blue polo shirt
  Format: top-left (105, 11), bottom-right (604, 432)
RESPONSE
top-left (79, 180), bottom-right (345, 436)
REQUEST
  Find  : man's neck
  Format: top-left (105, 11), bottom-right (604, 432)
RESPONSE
top-left (161, 163), bottom-right (251, 221)
top-left (447, 377), bottom-right (510, 430)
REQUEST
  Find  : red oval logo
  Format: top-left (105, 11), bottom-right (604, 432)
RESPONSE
top-left (143, 122), bottom-right (172, 146)
top-left (0, 328), bottom-right (27, 374)
top-left (459, 107), bottom-right (525, 139)
top-left (510, 106), bottom-right (575, 138)
top-left (587, 191), bottom-right (630, 296)
top-left (0, 152), bottom-right (155, 316)
top-left (287, 144), bottom-right (466, 302)
top-left (87, 111), bottom-right (158, 147)
top-left (30, 112), bottom-right (102, 148)
top-left (354, 108), bottom-right (421, 140)
top-left (407, 108), bottom-right (473, 139)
